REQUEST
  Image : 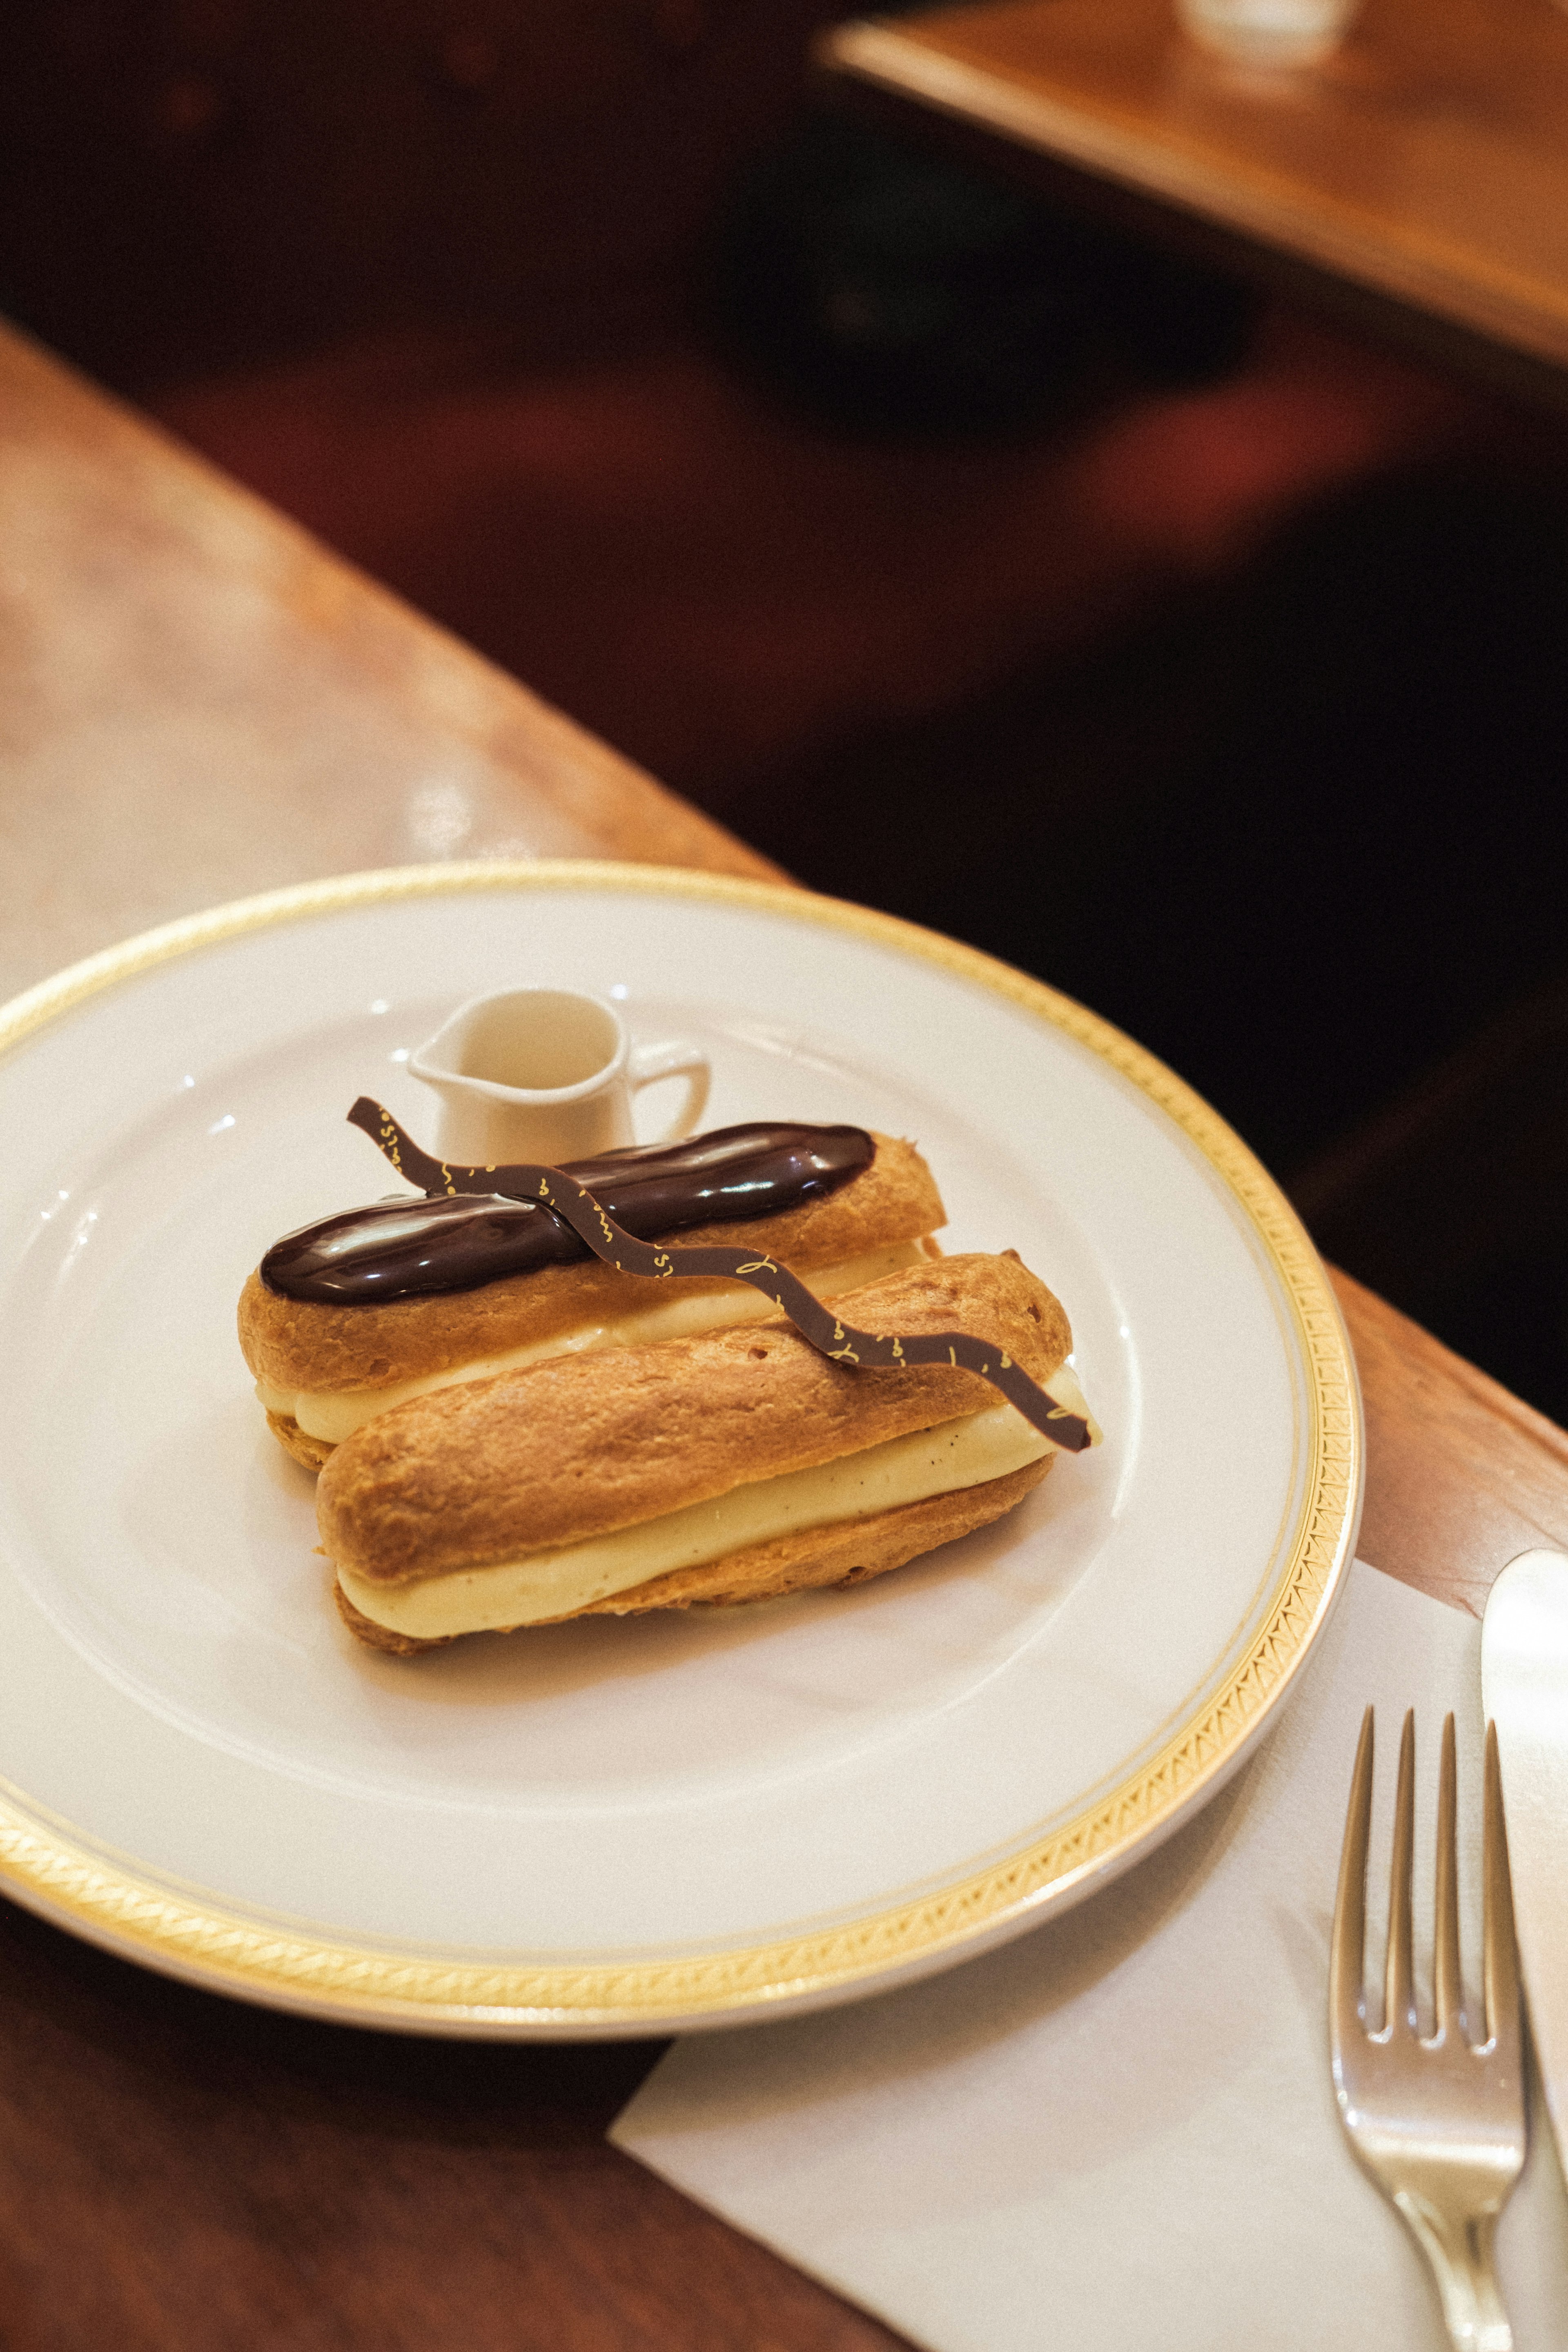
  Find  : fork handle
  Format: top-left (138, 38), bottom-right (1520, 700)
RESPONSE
top-left (1392, 2193), bottom-right (1513, 2352)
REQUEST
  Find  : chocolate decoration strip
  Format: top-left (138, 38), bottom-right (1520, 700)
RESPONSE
top-left (346, 1098), bottom-right (1093, 1453)
top-left (262, 1119), bottom-right (874, 1305)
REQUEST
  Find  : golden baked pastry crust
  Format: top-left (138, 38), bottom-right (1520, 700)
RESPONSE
top-left (264, 1409), bottom-right (334, 1473)
top-left (332, 1454), bottom-right (1053, 1655)
top-left (239, 1131), bottom-right (944, 1396)
top-left (319, 1251), bottom-right (1069, 1587)
top-left (261, 1234), bottom-right (943, 1472)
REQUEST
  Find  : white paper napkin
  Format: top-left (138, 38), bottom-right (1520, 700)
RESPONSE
top-left (612, 1560), bottom-right (1568, 2351)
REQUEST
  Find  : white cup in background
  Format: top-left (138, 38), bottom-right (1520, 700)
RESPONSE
top-left (1176, 0), bottom-right (1357, 67)
top-left (408, 987), bottom-right (710, 1167)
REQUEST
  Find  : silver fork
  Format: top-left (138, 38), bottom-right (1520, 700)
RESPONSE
top-left (1330, 1708), bottom-right (1526, 2352)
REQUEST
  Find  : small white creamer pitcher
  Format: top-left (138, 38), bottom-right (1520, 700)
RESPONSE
top-left (408, 987), bottom-right (710, 1167)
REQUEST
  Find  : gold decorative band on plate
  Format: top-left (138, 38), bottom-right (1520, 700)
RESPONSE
top-left (0, 861), bottom-right (1363, 2032)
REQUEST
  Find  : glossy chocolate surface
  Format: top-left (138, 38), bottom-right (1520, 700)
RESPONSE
top-left (261, 1122), bottom-right (874, 1305)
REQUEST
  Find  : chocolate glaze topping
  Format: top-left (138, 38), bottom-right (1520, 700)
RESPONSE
top-left (261, 1122), bottom-right (874, 1305)
top-left (334, 1099), bottom-right (1094, 1452)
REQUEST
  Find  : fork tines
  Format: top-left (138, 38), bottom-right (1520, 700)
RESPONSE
top-left (1330, 1708), bottom-right (1525, 2352)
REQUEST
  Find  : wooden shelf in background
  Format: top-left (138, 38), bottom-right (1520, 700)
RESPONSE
top-left (824, 0), bottom-right (1568, 399)
top-left (2, 314), bottom-right (1566, 2352)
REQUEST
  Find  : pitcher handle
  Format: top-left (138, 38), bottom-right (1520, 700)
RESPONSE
top-left (628, 1038), bottom-right (711, 1143)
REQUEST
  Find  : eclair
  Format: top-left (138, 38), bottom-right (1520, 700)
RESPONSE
top-left (318, 1252), bottom-right (1096, 1655)
top-left (241, 1124), bottom-right (945, 1470)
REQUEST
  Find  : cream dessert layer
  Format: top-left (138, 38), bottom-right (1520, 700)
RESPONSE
top-left (336, 1369), bottom-right (1094, 1641)
top-left (259, 1238), bottom-right (930, 1444)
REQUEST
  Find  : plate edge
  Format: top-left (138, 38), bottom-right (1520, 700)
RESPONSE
top-left (0, 858), bottom-right (1364, 2033)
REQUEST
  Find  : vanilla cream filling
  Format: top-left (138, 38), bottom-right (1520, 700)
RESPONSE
top-left (259, 1238), bottom-right (931, 1444)
top-left (336, 1370), bottom-right (1094, 1641)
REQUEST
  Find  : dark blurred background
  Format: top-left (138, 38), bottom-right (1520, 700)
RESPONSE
top-left (4, 0), bottom-right (1567, 1417)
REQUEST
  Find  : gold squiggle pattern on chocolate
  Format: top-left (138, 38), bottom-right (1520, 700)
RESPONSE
top-left (345, 1098), bottom-right (1091, 1451)
top-left (0, 861), bottom-right (1362, 2035)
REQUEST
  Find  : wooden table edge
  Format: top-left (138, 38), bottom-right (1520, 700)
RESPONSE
top-left (816, 16), bottom-right (1568, 415)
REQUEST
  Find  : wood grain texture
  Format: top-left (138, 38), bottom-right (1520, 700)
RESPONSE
top-left (825, 0), bottom-right (1568, 378)
top-left (0, 1901), bottom-right (909, 2352)
top-left (0, 321), bottom-right (777, 1005)
top-left (1332, 1265), bottom-right (1568, 1619)
top-left (3, 1269), bottom-right (1561, 2352)
top-left (1, 313), bottom-right (1565, 2351)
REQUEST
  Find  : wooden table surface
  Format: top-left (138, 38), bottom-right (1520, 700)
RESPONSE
top-left (824, 0), bottom-right (1568, 401)
top-left (2, 317), bottom-right (1567, 2350)
top-left (0, 324), bottom-right (775, 1010)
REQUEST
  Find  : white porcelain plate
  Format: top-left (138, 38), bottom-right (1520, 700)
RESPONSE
top-left (0, 864), bottom-right (1361, 2035)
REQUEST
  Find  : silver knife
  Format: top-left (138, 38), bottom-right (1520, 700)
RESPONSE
top-left (1482, 1547), bottom-right (1568, 2188)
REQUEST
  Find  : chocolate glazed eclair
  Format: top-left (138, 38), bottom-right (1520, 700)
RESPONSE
top-left (242, 1125), bottom-right (945, 1470)
top-left (320, 1252), bottom-right (1096, 1655)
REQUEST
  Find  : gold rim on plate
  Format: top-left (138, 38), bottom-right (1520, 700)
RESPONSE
top-left (0, 862), bottom-right (1363, 2033)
